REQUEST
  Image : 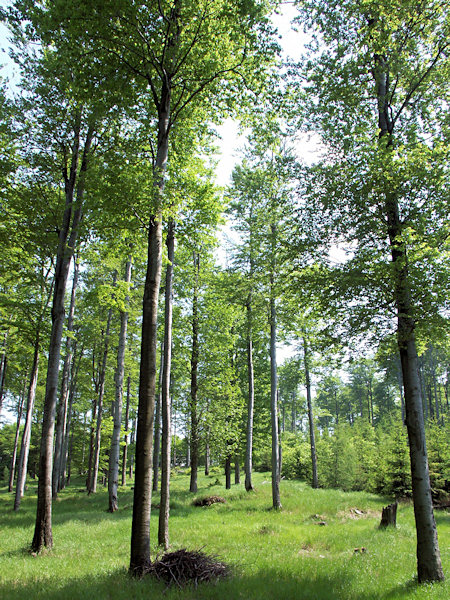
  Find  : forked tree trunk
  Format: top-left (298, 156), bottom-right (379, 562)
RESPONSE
top-left (14, 346), bottom-right (40, 511)
top-left (158, 219), bottom-right (175, 549)
top-left (9, 381), bottom-right (26, 492)
top-left (122, 376), bottom-right (131, 486)
top-left (189, 252), bottom-right (200, 494)
top-left (53, 260), bottom-right (79, 498)
top-left (130, 92), bottom-right (168, 573)
top-left (89, 304), bottom-right (113, 495)
top-left (32, 121), bottom-right (93, 553)
top-left (108, 258), bottom-right (132, 512)
top-left (303, 337), bottom-right (318, 489)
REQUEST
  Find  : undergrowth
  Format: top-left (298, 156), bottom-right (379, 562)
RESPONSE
top-left (0, 471), bottom-right (448, 599)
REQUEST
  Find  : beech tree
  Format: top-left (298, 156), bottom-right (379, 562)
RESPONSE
top-left (296, 0), bottom-right (448, 582)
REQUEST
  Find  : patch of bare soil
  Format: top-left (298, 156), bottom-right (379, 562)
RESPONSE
top-left (337, 507), bottom-right (379, 520)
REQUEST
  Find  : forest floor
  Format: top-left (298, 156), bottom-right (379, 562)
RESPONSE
top-left (0, 470), bottom-right (448, 599)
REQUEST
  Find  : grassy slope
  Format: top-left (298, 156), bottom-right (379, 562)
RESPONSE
top-left (0, 471), bottom-right (448, 600)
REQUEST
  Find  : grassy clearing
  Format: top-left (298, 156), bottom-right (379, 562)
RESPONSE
top-left (0, 471), bottom-right (448, 599)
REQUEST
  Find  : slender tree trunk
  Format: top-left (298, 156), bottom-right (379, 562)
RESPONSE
top-left (158, 219), bottom-right (175, 549)
top-left (172, 409), bottom-right (177, 468)
top-left (130, 92), bottom-right (168, 574)
top-left (9, 381), bottom-right (26, 492)
top-left (86, 396), bottom-right (97, 489)
top-left (429, 348), bottom-right (441, 424)
top-left (185, 415), bottom-right (190, 467)
top-left (89, 304), bottom-right (113, 495)
top-left (189, 252), bottom-right (200, 494)
top-left (0, 330), bottom-right (8, 416)
top-left (303, 337), bottom-right (318, 489)
top-left (61, 344), bottom-right (83, 490)
top-left (419, 358), bottom-right (428, 422)
top-left (205, 441), bottom-right (210, 476)
top-left (53, 260), bottom-right (79, 498)
top-left (234, 457), bottom-right (240, 485)
top-left (122, 376), bottom-right (131, 486)
top-left (225, 456), bottom-right (231, 490)
top-left (108, 258), bottom-right (132, 512)
top-left (129, 416), bottom-right (135, 480)
top-left (14, 347), bottom-right (40, 511)
top-left (152, 349), bottom-right (163, 493)
top-left (0, 354), bottom-right (7, 416)
top-left (270, 225), bottom-right (281, 509)
top-left (32, 121), bottom-right (93, 553)
top-left (67, 427), bottom-right (74, 485)
top-left (245, 298), bottom-right (255, 492)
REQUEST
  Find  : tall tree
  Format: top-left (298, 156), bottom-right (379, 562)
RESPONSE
top-left (297, 0), bottom-right (448, 582)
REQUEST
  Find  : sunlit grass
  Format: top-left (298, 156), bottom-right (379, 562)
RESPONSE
top-left (0, 470), bottom-right (448, 599)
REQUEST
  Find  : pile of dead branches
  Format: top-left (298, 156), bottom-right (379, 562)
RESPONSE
top-left (193, 495), bottom-right (226, 507)
top-left (146, 548), bottom-right (229, 587)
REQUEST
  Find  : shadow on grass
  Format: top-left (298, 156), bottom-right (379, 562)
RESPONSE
top-left (0, 563), bottom-right (438, 600)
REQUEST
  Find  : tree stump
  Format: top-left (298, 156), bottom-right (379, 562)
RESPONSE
top-left (380, 502), bottom-right (397, 527)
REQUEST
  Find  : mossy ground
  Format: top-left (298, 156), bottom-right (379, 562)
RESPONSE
top-left (0, 471), bottom-right (448, 599)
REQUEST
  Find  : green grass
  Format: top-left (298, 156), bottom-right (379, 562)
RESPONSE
top-left (0, 471), bottom-right (448, 599)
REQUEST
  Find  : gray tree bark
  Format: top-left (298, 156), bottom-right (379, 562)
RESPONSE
top-left (152, 348), bottom-right (163, 493)
top-left (60, 343), bottom-right (83, 490)
top-left (245, 298), bottom-right (255, 492)
top-left (158, 218), bottom-right (175, 549)
top-left (14, 346), bottom-right (40, 511)
top-left (89, 302), bottom-right (113, 495)
top-left (189, 251), bottom-right (200, 494)
top-left (8, 379), bottom-right (26, 492)
top-left (53, 259), bottom-right (79, 498)
top-left (108, 258), bottom-right (132, 512)
top-left (270, 223), bottom-right (281, 509)
top-left (121, 376), bottom-right (131, 486)
top-left (303, 337), bottom-right (318, 489)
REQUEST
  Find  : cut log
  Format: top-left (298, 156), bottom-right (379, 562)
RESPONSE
top-left (380, 502), bottom-right (397, 527)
